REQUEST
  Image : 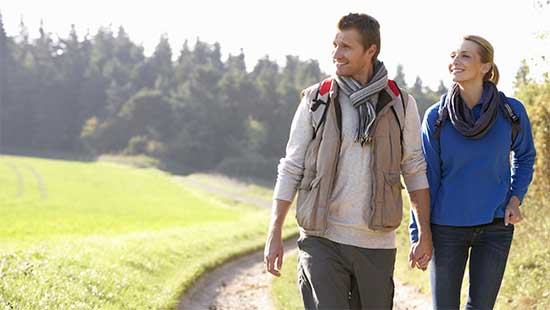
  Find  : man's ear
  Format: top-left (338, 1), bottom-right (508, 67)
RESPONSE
top-left (366, 44), bottom-right (377, 58)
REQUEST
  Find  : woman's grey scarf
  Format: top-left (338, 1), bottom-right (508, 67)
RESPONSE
top-left (335, 61), bottom-right (388, 146)
top-left (442, 82), bottom-right (499, 139)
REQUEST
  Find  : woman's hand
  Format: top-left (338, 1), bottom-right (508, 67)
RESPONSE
top-left (505, 196), bottom-right (522, 226)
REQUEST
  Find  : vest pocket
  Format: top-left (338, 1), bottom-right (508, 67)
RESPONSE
top-left (296, 171), bottom-right (322, 230)
top-left (298, 169), bottom-right (320, 190)
top-left (382, 172), bottom-right (403, 228)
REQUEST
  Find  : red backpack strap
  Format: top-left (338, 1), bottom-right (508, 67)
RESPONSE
top-left (309, 77), bottom-right (333, 140)
top-left (387, 79), bottom-right (400, 97)
top-left (388, 79), bottom-right (407, 136)
top-left (319, 78), bottom-right (332, 96)
top-left (311, 77), bottom-right (332, 112)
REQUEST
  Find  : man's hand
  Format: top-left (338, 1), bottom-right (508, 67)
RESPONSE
top-left (505, 196), bottom-right (522, 226)
top-left (408, 188), bottom-right (432, 271)
top-left (264, 199), bottom-right (292, 277)
top-left (408, 234), bottom-right (432, 271)
top-left (264, 229), bottom-right (284, 277)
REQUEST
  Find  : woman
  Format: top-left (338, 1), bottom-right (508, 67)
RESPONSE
top-left (409, 35), bottom-right (536, 309)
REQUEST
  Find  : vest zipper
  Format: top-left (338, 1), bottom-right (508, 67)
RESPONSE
top-left (369, 138), bottom-right (377, 228)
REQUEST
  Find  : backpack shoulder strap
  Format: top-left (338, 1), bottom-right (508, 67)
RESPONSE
top-left (388, 80), bottom-right (408, 154)
top-left (498, 92), bottom-right (520, 145)
top-left (307, 77), bottom-right (332, 140)
top-left (433, 94), bottom-right (448, 139)
top-left (388, 80), bottom-right (406, 131)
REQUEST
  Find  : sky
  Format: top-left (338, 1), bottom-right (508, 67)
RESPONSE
top-left (2, 0), bottom-right (550, 94)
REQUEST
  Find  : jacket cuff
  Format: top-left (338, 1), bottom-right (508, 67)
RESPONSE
top-left (404, 173), bottom-right (429, 192)
top-left (510, 190), bottom-right (527, 204)
top-left (273, 179), bottom-right (297, 202)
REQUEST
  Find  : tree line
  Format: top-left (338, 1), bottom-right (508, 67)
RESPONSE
top-left (0, 15), bottom-right (447, 179)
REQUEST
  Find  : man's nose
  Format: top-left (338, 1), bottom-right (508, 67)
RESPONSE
top-left (332, 46), bottom-right (343, 59)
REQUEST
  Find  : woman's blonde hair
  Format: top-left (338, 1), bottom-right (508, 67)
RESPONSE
top-left (463, 35), bottom-right (500, 85)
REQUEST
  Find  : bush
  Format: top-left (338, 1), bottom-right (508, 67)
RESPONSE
top-left (97, 154), bottom-right (162, 169)
top-left (516, 78), bottom-right (550, 202)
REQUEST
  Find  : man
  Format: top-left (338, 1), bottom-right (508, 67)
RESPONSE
top-left (264, 13), bottom-right (432, 309)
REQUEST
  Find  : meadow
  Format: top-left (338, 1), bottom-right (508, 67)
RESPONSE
top-left (0, 155), bottom-right (297, 309)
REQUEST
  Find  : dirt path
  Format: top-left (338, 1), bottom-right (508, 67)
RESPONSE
top-left (175, 176), bottom-right (271, 209)
top-left (176, 175), bottom-right (432, 310)
top-left (178, 238), bottom-right (298, 310)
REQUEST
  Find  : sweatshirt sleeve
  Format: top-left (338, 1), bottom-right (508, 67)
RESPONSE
top-left (401, 95), bottom-right (429, 191)
top-left (509, 98), bottom-right (536, 203)
top-left (272, 93), bottom-right (314, 202)
top-left (410, 102), bottom-right (441, 243)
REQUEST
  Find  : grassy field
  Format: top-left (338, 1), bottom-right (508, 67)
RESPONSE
top-left (0, 155), bottom-right (296, 309)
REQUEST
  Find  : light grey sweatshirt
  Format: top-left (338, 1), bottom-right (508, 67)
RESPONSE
top-left (273, 89), bottom-right (429, 249)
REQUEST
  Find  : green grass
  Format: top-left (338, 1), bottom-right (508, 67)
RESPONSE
top-left (498, 197), bottom-right (550, 310)
top-left (0, 155), bottom-right (297, 309)
top-left (271, 250), bottom-right (302, 310)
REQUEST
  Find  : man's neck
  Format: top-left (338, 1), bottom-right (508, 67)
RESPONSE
top-left (351, 65), bottom-right (374, 86)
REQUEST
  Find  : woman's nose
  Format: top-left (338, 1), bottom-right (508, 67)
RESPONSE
top-left (451, 55), bottom-right (460, 65)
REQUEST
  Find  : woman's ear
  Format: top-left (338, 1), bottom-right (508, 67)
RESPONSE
top-left (481, 63), bottom-right (492, 74)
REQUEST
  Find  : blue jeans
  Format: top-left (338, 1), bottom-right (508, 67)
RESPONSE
top-left (430, 219), bottom-right (514, 310)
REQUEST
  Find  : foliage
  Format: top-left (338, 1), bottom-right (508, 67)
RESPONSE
top-left (515, 76), bottom-right (550, 202)
top-left (0, 15), bottom-right (450, 180)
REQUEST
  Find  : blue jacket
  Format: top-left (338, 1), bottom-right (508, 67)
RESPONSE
top-left (410, 87), bottom-right (536, 243)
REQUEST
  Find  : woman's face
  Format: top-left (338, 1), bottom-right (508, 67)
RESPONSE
top-left (448, 40), bottom-right (491, 84)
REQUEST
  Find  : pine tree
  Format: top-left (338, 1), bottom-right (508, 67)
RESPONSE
top-left (513, 60), bottom-right (530, 90)
top-left (393, 64), bottom-right (407, 88)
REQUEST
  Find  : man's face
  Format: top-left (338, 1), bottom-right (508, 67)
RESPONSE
top-left (332, 28), bottom-right (375, 78)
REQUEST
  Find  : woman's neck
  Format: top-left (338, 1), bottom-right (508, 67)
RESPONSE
top-left (457, 79), bottom-right (484, 109)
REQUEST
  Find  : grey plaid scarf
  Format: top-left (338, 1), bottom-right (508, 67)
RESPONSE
top-left (335, 61), bottom-right (388, 146)
top-left (442, 82), bottom-right (499, 139)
